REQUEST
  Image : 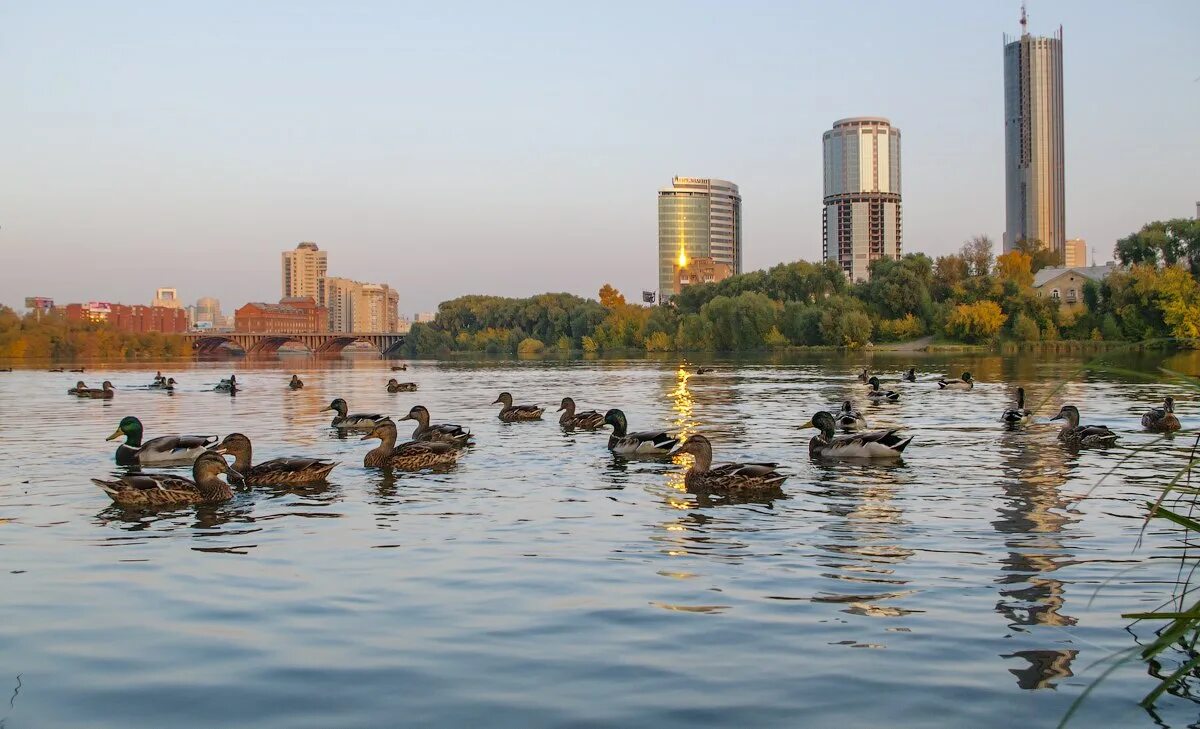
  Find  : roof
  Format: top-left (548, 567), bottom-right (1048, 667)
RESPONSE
top-left (1033, 265), bottom-right (1117, 288)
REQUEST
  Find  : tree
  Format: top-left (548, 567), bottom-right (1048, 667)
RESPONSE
top-left (933, 254), bottom-right (970, 300)
top-left (995, 251), bottom-right (1034, 288)
top-left (944, 301), bottom-right (1007, 342)
top-left (1013, 238), bottom-right (1064, 272)
top-left (960, 235), bottom-right (995, 277)
top-left (599, 284), bottom-right (626, 308)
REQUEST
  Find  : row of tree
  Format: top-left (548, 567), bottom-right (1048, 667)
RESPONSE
top-left (0, 307), bottom-right (190, 359)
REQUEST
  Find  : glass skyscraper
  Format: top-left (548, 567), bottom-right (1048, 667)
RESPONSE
top-left (657, 177), bottom-right (741, 302)
top-left (1003, 24), bottom-right (1065, 255)
top-left (822, 117), bottom-right (902, 282)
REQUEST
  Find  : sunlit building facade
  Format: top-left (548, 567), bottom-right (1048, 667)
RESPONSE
top-left (1003, 24), bottom-right (1065, 255)
top-left (1064, 238), bottom-right (1086, 268)
top-left (822, 117), bottom-right (902, 282)
top-left (322, 277), bottom-right (401, 332)
top-left (281, 241), bottom-right (328, 302)
top-left (657, 177), bottom-right (741, 302)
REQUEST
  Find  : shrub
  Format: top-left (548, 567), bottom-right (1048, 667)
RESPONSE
top-left (517, 337), bottom-right (545, 354)
top-left (876, 313), bottom-right (924, 342)
top-left (944, 301), bottom-right (1007, 342)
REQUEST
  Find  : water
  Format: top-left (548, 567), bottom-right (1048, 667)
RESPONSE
top-left (2, 351), bottom-right (1199, 728)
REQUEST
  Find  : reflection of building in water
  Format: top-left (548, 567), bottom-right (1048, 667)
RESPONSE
top-left (993, 431), bottom-right (1079, 686)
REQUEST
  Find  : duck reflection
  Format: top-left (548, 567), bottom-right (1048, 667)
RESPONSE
top-left (993, 417), bottom-right (1080, 688)
top-left (810, 460), bottom-right (917, 617)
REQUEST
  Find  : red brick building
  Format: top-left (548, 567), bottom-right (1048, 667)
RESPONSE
top-left (64, 302), bottom-right (189, 333)
top-left (235, 297), bottom-right (328, 333)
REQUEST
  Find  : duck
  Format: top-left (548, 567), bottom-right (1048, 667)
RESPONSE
top-left (557, 397), bottom-right (605, 430)
top-left (92, 451), bottom-right (238, 506)
top-left (1002, 387), bottom-right (1034, 426)
top-left (1051, 405), bottom-right (1118, 447)
top-left (70, 368), bottom-right (85, 373)
top-left (79, 381), bottom-right (115, 399)
top-left (48, 368), bottom-right (64, 373)
top-left (0, 368), bottom-right (11, 372)
top-left (215, 433), bottom-right (337, 485)
top-left (602, 409), bottom-right (679, 456)
top-left (938, 371), bottom-right (974, 390)
top-left (857, 367), bottom-right (870, 383)
top-left (398, 405), bottom-right (474, 447)
top-left (386, 378), bottom-right (418, 393)
top-left (668, 434), bottom-right (786, 495)
top-left (151, 371), bottom-right (165, 385)
top-left (289, 375), bottom-right (304, 390)
top-left (493, 392), bottom-right (543, 422)
top-left (835, 400), bottom-right (869, 432)
top-left (321, 398), bottom-right (385, 430)
top-left (866, 376), bottom-right (900, 402)
top-left (214, 374), bottom-right (237, 392)
top-left (360, 419), bottom-right (461, 469)
top-left (801, 411), bottom-right (913, 459)
top-left (158, 377), bottom-right (177, 393)
top-left (148, 375), bottom-right (173, 390)
top-left (68, 380), bottom-right (88, 396)
top-left (696, 367), bottom-right (715, 375)
top-left (902, 368), bottom-right (917, 382)
top-left (391, 365), bottom-right (408, 371)
top-left (107, 416), bottom-right (219, 466)
top-left (1141, 397), bottom-right (1181, 433)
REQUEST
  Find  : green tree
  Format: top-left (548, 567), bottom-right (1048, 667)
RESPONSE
top-left (1013, 238), bottom-right (1064, 272)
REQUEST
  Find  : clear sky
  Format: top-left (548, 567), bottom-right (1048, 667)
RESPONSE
top-left (2, 1), bottom-right (1197, 315)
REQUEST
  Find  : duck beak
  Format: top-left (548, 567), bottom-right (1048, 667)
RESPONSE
top-left (320, 406), bottom-right (333, 412)
top-left (491, 399), bottom-right (502, 405)
top-left (360, 431), bottom-right (377, 440)
top-left (226, 465), bottom-right (243, 481)
top-left (556, 405), bottom-right (564, 412)
top-left (397, 414), bottom-right (413, 422)
top-left (667, 442), bottom-right (686, 456)
top-left (106, 428), bottom-right (124, 441)
top-left (1049, 412), bottom-right (1063, 421)
top-left (798, 420), bottom-right (814, 430)
top-left (211, 446), bottom-right (228, 455)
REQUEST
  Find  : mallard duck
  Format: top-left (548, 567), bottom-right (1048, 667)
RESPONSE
top-left (107, 416), bottom-right (218, 466)
top-left (1142, 397), bottom-right (1181, 433)
top-left (391, 365), bottom-right (408, 371)
top-left (48, 368), bottom-right (64, 373)
top-left (70, 367), bottom-right (85, 373)
top-left (321, 398), bottom-right (385, 429)
top-left (1051, 405), bottom-right (1118, 447)
top-left (836, 400), bottom-right (868, 431)
top-left (902, 368), bottom-right (917, 382)
top-left (214, 374), bottom-right (237, 392)
top-left (148, 375), bottom-right (174, 390)
top-left (1002, 387), bottom-right (1034, 425)
top-left (602, 409), bottom-right (679, 456)
top-left (938, 371), bottom-right (974, 390)
top-left (696, 367), bottom-right (715, 375)
top-left (866, 376), bottom-right (900, 402)
top-left (153, 371), bottom-right (164, 384)
top-left (360, 419), bottom-right (461, 469)
top-left (159, 377), bottom-right (176, 393)
top-left (68, 380), bottom-right (88, 396)
top-left (493, 392), bottom-right (543, 422)
top-left (80, 381), bottom-right (115, 399)
top-left (289, 375), bottom-right (304, 390)
top-left (386, 378), bottom-right (417, 393)
top-left (215, 433), bottom-right (336, 485)
top-left (92, 450), bottom-right (238, 506)
top-left (398, 405), bottom-right (474, 447)
top-left (558, 397), bottom-right (605, 429)
top-left (668, 434), bottom-right (786, 495)
top-left (801, 411), bottom-right (913, 458)
top-left (857, 367), bottom-right (870, 383)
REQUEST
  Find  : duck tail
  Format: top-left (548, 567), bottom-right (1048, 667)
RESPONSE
top-left (937, 381), bottom-right (947, 389)
top-left (894, 436), bottom-right (915, 453)
top-left (90, 478), bottom-right (120, 496)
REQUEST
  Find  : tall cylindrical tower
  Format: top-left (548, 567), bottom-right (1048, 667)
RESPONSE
top-left (822, 117), bottom-right (902, 282)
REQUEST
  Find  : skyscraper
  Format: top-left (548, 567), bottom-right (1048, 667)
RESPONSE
top-left (1064, 238), bottom-right (1086, 268)
top-left (822, 117), bottom-right (902, 282)
top-left (657, 177), bottom-right (741, 302)
top-left (281, 242), bottom-right (328, 302)
top-left (1003, 13), bottom-right (1065, 255)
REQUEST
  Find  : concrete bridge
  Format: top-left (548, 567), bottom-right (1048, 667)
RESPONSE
top-left (183, 332), bottom-right (406, 356)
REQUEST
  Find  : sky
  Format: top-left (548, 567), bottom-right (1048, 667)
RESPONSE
top-left (2, 1), bottom-right (1198, 316)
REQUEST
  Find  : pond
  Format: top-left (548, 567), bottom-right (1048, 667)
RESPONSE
top-left (2, 350), bottom-right (1198, 728)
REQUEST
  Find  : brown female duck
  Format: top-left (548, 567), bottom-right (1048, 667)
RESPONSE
top-left (91, 451), bottom-right (239, 506)
top-left (557, 397), bottom-right (605, 429)
top-left (398, 405), bottom-right (474, 447)
top-left (668, 435), bottom-right (787, 495)
top-left (215, 433), bottom-right (337, 485)
top-left (360, 419), bottom-right (461, 469)
top-left (386, 378), bottom-right (418, 393)
top-left (493, 392), bottom-right (543, 422)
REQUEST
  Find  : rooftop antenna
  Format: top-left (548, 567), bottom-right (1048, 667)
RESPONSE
top-left (1020, 1), bottom-right (1028, 35)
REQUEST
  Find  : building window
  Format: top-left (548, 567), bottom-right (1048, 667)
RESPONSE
top-left (1066, 288), bottom-right (1077, 303)
top-left (1050, 289), bottom-right (1060, 300)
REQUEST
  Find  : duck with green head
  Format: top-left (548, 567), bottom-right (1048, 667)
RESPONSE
top-left (668, 434), bottom-right (786, 496)
top-left (321, 398), bottom-right (385, 429)
top-left (800, 411), bottom-right (913, 459)
top-left (107, 416), bottom-right (218, 466)
top-left (1142, 397), bottom-right (1181, 433)
top-left (1002, 387), bottom-right (1033, 426)
top-left (602, 409), bottom-right (679, 456)
top-left (214, 374), bottom-right (237, 392)
top-left (215, 433), bottom-right (337, 485)
top-left (1051, 405), bottom-right (1118, 447)
top-left (360, 419), bottom-right (461, 469)
top-left (386, 379), bottom-right (417, 393)
top-left (557, 397), bottom-right (605, 430)
top-left (866, 377), bottom-right (900, 402)
top-left (398, 405), bottom-right (473, 447)
top-left (92, 450), bottom-right (239, 506)
top-left (938, 371), bottom-right (974, 390)
top-left (493, 392), bottom-right (543, 422)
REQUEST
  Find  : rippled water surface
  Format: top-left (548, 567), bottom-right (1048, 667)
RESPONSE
top-left (3, 351), bottom-right (1200, 728)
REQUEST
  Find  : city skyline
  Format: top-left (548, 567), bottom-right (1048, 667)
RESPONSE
top-left (2, 2), bottom-right (1197, 313)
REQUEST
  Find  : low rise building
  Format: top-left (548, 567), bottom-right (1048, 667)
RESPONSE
top-left (234, 297), bottom-right (328, 333)
top-left (674, 256), bottom-right (733, 296)
top-left (1032, 264), bottom-right (1117, 312)
top-left (65, 302), bottom-right (189, 333)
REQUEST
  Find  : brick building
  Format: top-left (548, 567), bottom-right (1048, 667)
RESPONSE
top-left (64, 302), bottom-right (189, 333)
top-left (234, 297), bottom-right (328, 333)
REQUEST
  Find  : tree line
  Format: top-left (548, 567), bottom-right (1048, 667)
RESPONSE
top-left (0, 307), bottom-right (190, 359)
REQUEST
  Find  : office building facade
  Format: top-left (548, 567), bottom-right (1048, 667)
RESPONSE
top-left (822, 117), bottom-right (902, 282)
top-left (657, 177), bottom-right (741, 302)
top-left (281, 242), bottom-right (328, 302)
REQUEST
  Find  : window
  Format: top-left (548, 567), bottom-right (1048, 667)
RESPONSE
top-left (1050, 288), bottom-right (1060, 300)
top-left (1066, 288), bottom-right (1077, 303)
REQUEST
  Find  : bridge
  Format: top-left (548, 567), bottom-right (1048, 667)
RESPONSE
top-left (183, 332), bottom-right (406, 356)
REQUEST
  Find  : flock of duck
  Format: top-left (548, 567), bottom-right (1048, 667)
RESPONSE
top-left (73, 365), bottom-right (1184, 507)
